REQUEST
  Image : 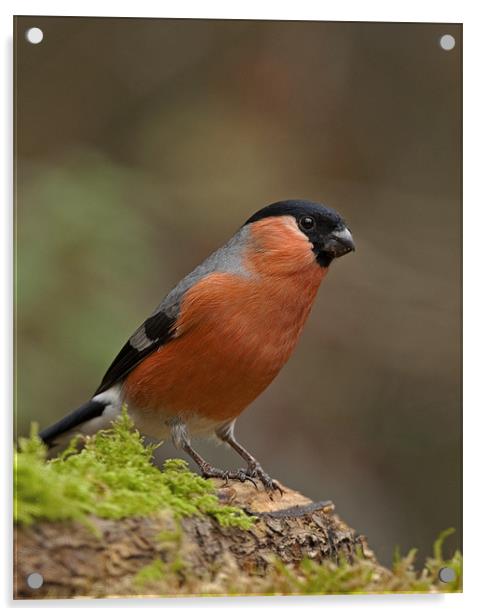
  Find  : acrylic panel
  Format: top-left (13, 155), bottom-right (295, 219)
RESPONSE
top-left (13, 16), bottom-right (462, 598)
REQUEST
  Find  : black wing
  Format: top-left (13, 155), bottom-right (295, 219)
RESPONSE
top-left (94, 310), bottom-right (176, 395)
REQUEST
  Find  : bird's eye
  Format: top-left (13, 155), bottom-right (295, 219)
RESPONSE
top-left (299, 215), bottom-right (315, 232)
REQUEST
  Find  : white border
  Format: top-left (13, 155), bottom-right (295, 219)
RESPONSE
top-left (2, 1), bottom-right (480, 614)
top-left (0, 0), bottom-right (469, 22)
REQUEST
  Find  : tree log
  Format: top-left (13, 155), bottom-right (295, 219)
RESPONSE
top-left (14, 480), bottom-right (376, 599)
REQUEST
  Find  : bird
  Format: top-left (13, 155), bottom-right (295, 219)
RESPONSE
top-left (39, 199), bottom-right (354, 492)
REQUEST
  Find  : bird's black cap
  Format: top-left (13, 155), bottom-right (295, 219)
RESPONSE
top-left (244, 199), bottom-right (345, 228)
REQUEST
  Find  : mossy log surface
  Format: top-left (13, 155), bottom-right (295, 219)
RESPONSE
top-left (14, 480), bottom-right (374, 599)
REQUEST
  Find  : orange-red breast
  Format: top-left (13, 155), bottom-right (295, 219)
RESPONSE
top-left (40, 200), bottom-right (354, 490)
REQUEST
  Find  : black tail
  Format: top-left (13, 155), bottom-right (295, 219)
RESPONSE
top-left (39, 399), bottom-right (106, 446)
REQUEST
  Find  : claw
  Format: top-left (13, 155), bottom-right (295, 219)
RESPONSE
top-left (243, 474), bottom-right (258, 489)
top-left (231, 469), bottom-right (258, 488)
top-left (243, 464), bottom-right (283, 495)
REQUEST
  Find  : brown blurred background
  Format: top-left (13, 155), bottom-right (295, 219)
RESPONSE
top-left (14, 17), bottom-right (461, 567)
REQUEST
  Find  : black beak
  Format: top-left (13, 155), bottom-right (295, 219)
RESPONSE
top-left (324, 226), bottom-right (355, 258)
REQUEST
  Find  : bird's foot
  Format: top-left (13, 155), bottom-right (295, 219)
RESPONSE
top-left (200, 462), bottom-right (283, 495)
top-left (243, 463), bottom-right (285, 496)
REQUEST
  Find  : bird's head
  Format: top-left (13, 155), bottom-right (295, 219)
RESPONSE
top-left (244, 200), bottom-right (355, 271)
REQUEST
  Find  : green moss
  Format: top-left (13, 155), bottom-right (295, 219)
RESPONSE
top-left (419, 528), bottom-right (462, 593)
top-left (14, 408), bottom-right (253, 529)
top-left (134, 555), bottom-right (186, 589)
top-left (134, 559), bottom-right (169, 586)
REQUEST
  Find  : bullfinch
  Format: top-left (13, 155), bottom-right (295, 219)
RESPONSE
top-left (39, 200), bottom-right (354, 491)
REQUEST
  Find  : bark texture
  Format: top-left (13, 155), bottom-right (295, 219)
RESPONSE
top-left (14, 480), bottom-right (375, 599)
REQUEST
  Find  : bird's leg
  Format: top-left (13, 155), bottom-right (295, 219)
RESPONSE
top-left (215, 422), bottom-right (284, 494)
top-left (168, 418), bottom-right (256, 486)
